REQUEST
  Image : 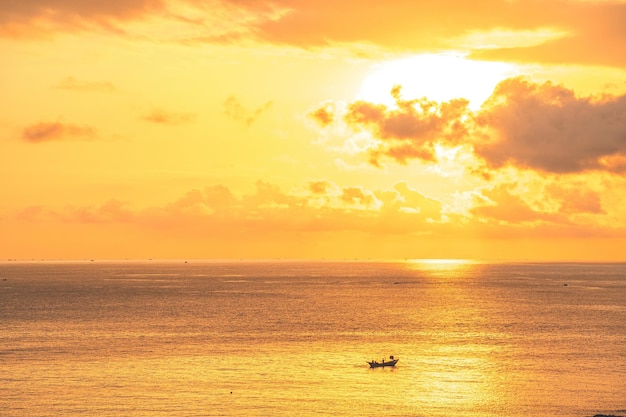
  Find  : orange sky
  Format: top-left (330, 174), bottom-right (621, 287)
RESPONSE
top-left (2, 0), bottom-right (626, 261)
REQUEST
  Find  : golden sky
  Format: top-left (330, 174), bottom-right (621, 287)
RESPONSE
top-left (2, 0), bottom-right (626, 260)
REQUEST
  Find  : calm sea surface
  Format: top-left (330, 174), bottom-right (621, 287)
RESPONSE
top-left (1, 260), bottom-right (625, 416)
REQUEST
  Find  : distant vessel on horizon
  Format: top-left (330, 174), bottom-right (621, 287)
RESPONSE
top-left (367, 356), bottom-right (398, 368)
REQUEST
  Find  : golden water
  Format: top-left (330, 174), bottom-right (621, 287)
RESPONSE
top-left (1, 261), bottom-right (624, 416)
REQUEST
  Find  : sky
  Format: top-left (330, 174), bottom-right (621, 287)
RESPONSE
top-left (2, 0), bottom-right (626, 261)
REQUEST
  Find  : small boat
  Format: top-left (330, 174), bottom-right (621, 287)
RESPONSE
top-left (367, 356), bottom-right (398, 368)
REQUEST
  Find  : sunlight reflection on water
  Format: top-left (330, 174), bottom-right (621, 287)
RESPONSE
top-left (405, 258), bottom-right (482, 278)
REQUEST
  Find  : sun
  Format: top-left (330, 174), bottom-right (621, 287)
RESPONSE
top-left (358, 53), bottom-right (517, 110)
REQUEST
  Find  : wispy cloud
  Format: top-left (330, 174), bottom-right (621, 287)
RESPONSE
top-left (22, 121), bottom-right (98, 143)
top-left (55, 77), bottom-right (116, 93)
top-left (4, 1), bottom-right (625, 68)
top-left (0, 0), bottom-right (268, 42)
top-left (0, 0), bottom-right (163, 37)
top-left (141, 109), bottom-right (196, 125)
top-left (470, 2), bottom-right (626, 67)
top-left (228, 0), bottom-right (626, 67)
top-left (224, 95), bottom-right (272, 127)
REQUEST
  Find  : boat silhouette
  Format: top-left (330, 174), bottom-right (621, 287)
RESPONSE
top-left (367, 355), bottom-right (398, 368)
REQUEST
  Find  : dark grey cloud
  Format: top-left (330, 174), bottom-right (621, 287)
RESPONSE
top-left (476, 78), bottom-right (626, 173)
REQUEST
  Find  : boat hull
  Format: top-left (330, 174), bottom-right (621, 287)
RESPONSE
top-left (367, 359), bottom-right (398, 368)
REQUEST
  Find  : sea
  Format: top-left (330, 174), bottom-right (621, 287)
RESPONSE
top-left (1, 260), bottom-right (625, 417)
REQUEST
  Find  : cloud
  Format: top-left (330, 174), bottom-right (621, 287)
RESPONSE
top-left (62, 200), bottom-right (135, 223)
top-left (309, 103), bottom-right (335, 127)
top-left (55, 77), bottom-right (116, 93)
top-left (166, 185), bottom-right (238, 217)
top-left (43, 178), bottom-right (608, 240)
top-left (0, 0), bottom-right (167, 37)
top-left (9, 176), bottom-right (626, 260)
top-left (310, 77), bottom-right (626, 175)
top-left (260, 0), bottom-right (505, 49)
top-left (375, 182), bottom-right (443, 224)
top-left (345, 87), bottom-right (470, 165)
top-left (546, 182), bottom-right (604, 215)
top-left (470, 2), bottom-right (626, 67)
top-left (339, 186), bottom-right (378, 209)
top-left (0, 0), bottom-right (273, 42)
top-left (308, 180), bottom-right (332, 195)
top-left (142, 109), bottom-right (196, 125)
top-left (22, 121), bottom-right (98, 142)
top-left (16, 200), bottom-right (134, 223)
top-left (464, 176), bottom-right (614, 241)
top-left (232, 0), bottom-right (626, 67)
top-left (20, 181), bottom-right (446, 236)
top-left (471, 185), bottom-right (561, 225)
top-left (475, 77), bottom-right (626, 174)
top-left (4, 1), bottom-right (624, 68)
top-left (224, 95), bottom-right (272, 127)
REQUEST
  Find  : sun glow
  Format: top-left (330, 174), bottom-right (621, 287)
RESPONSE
top-left (405, 258), bottom-right (479, 278)
top-left (359, 53), bottom-right (517, 109)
